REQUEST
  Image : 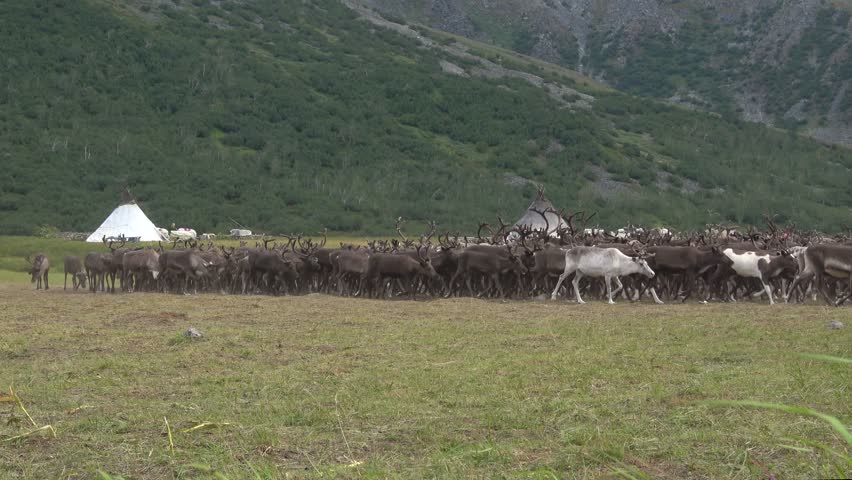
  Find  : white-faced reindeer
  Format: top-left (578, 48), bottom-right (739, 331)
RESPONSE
top-left (550, 247), bottom-right (656, 304)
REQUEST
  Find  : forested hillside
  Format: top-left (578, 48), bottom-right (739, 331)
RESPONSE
top-left (362, 0), bottom-right (852, 146)
top-left (0, 0), bottom-right (850, 235)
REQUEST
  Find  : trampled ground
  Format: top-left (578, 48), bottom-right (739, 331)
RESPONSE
top-left (0, 286), bottom-right (849, 479)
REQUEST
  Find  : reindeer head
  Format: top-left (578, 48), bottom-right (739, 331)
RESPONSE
top-left (630, 256), bottom-right (655, 278)
top-left (416, 246), bottom-right (438, 278)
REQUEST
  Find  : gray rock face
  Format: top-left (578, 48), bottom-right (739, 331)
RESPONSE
top-left (184, 327), bottom-right (204, 339)
top-left (357, 0), bottom-right (852, 147)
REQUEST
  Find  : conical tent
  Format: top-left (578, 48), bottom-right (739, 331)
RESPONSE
top-left (512, 189), bottom-right (567, 236)
top-left (85, 202), bottom-right (167, 242)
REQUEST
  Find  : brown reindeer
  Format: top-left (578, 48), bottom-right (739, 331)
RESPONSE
top-left (63, 256), bottom-right (86, 291)
top-left (28, 254), bottom-right (50, 289)
top-left (361, 246), bottom-right (438, 299)
top-left (786, 244), bottom-right (852, 306)
top-left (645, 246), bottom-right (733, 302)
top-left (448, 245), bottom-right (528, 298)
top-left (121, 249), bottom-right (160, 292)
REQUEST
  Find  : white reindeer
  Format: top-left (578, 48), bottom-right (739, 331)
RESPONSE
top-left (722, 248), bottom-right (776, 305)
top-left (550, 247), bottom-right (656, 304)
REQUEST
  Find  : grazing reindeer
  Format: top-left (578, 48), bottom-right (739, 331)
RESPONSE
top-left (551, 247), bottom-right (655, 304)
top-left (63, 256), bottom-right (87, 291)
top-left (28, 254), bottom-right (50, 290)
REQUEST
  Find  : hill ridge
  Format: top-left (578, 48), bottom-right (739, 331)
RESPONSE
top-left (0, 0), bottom-right (850, 235)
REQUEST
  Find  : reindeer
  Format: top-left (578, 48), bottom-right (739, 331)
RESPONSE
top-left (121, 249), bottom-right (160, 292)
top-left (448, 245), bottom-right (528, 298)
top-left (644, 246), bottom-right (733, 302)
top-left (101, 236), bottom-right (128, 293)
top-left (716, 249), bottom-right (780, 304)
top-left (84, 252), bottom-right (110, 292)
top-left (550, 247), bottom-right (655, 304)
top-left (361, 246), bottom-right (438, 299)
top-left (158, 249), bottom-right (211, 294)
top-left (786, 245), bottom-right (852, 306)
top-left (333, 247), bottom-right (370, 296)
top-left (28, 254), bottom-right (50, 289)
top-left (63, 256), bottom-right (86, 291)
top-left (250, 250), bottom-right (300, 294)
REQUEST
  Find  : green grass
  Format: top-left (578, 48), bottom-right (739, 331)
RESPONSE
top-left (0, 285), bottom-right (849, 478)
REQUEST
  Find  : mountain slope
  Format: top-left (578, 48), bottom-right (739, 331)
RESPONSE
top-left (360, 0), bottom-right (852, 146)
top-left (0, 0), bottom-right (850, 235)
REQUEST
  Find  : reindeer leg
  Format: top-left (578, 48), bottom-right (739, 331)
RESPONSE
top-left (835, 272), bottom-right (852, 307)
top-left (760, 275), bottom-right (774, 305)
top-left (815, 273), bottom-right (834, 306)
top-left (551, 269), bottom-right (570, 301)
top-left (650, 287), bottom-right (664, 304)
top-left (64, 272), bottom-right (68, 291)
top-left (573, 273), bottom-right (585, 304)
top-left (611, 276), bottom-right (624, 299)
top-left (605, 275), bottom-right (615, 304)
top-left (492, 273), bottom-right (505, 298)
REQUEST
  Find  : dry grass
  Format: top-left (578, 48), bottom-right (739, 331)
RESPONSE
top-left (0, 285), bottom-right (850, 479)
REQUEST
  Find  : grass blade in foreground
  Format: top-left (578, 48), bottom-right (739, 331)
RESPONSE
top-left (706, 400), bottom-right (852, 446)
top-left (796, 353), bottom-right (852, 365)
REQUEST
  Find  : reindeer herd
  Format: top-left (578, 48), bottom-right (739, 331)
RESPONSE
top-left (24, 213), bottom-right (852, 306)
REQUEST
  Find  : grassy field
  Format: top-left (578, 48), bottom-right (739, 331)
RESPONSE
top-left (0, 285), bottom-right (849, 479)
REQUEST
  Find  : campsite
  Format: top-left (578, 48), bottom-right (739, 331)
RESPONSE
top-left (3, 190), bottom-right (852, 479)
top-left (2, 0), bottom-right (852, 477)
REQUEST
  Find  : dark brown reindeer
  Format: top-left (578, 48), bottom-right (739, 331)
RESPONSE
top-left (448, 244), bottom-right (528, 298)
top-left (63, 256), bottom-right (86, 291)
top-left (250, 249), bottom-right (300, 295)
top-left (786, 244), bottom-right (852, 306)
top-left (282, 233), bottom-right (326, 293)
top-left (158, 249), bottom-right (211, 294)
top-left (84, 252), bottom-right (111, 292)
top-left (644, 246), bottom-right (733, 302)
top-left (361, 245), bottom-right (438, 299)
top-left (27, 254), bottom-right (50, 289)
top-left (333, 246), bottom-right (371, 296)
top-left (102, 236), bottom-right (128, 293)
top-left (121, 249), bottom-right (160, 292)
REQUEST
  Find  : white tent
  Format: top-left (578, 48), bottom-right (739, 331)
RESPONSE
top-left (512, 189), bottom-right (568, 237)
top-left (86, 202), bottom-right (167, 242)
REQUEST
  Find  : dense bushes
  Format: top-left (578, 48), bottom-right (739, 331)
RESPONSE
top-left (0, 0), bottom-right (849, 235)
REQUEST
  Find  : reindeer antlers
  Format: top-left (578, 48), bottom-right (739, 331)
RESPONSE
top-left (395, 217), bottom-right (408, 243)
top-left (420, 220), bottom-right (437, 245)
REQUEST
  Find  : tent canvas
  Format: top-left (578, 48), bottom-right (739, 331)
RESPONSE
top-left (512, 190), bottom-right (567, 237)
top-left (85, 202), bottom-right (167, 242)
